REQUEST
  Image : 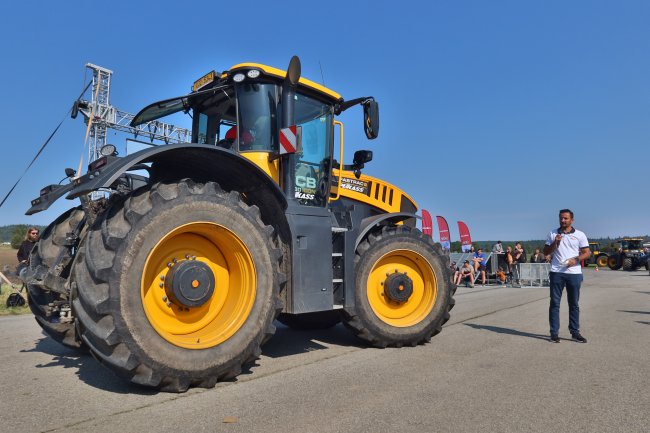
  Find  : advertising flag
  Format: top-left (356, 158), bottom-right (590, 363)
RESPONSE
top-left (436, 216), bottom-right (451, 251)
top-left (458, 221), bottom-right (473, 252)
top-left (421, 209), bottom-right (433, 237)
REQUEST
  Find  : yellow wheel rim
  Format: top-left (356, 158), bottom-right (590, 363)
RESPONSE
top-left (366, 249), bottom-right (437, 327)
top-left (141, 222), bottom-right (256, 349)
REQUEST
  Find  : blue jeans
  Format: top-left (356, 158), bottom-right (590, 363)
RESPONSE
top-left (549, 272), bottom-right (583, 335)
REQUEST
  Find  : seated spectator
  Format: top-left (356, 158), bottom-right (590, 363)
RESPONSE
top-left (496, 267), bottom-right (507, 285)
top-left (450, 261), bottom-right (459, 284)
top-left (456, 260), bottom-right (475, 287)
top-left (530, 248), bottom-right (545, 263)
top-left (472, 248), bottom-right (487, 285)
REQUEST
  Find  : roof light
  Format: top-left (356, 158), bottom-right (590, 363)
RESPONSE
top-left (233, 73), bottom-right (245, 83)
top-left (247, 69), bottom-right (260, 79)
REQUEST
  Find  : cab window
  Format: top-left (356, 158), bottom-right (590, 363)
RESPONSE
top-left (294, 94), bottom-right (333, 206)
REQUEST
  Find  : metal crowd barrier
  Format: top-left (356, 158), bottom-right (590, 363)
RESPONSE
top-left (513, 263), bottom-right (550, 287)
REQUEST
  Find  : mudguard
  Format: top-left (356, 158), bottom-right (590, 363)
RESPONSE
top-left (355, 212), bottom-right (421, 250)
top-left (26, 183), bottom-right (75, 215)
top-left (66, 144), bottom-right (286, 207)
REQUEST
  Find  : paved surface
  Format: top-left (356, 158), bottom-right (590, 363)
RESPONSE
top-left (0, 268), bottom-right (647, 433)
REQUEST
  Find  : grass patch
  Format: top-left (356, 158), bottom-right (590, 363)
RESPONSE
top-left (0, 245), bottom-right (29, 315)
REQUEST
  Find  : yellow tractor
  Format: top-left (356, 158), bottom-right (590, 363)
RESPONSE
top-left (22, 57), bottom-right (454, 392)
top-left (607, 238), bottom-right (646, 270)
top-left (585, 242), bottom-right (608, 267)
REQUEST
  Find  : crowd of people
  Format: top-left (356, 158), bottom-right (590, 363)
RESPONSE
top-left (450, 240), bottom-right (551, 287)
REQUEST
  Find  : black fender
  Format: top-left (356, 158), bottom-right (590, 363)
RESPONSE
top-left (26, 183), bottom-right (74, 215)
top-left (69, 144), bottom-right (289, 236)
top-left (355, 212), bottom-right (421, 250)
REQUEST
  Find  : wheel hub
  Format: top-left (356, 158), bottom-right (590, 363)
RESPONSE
top-left (384, 272), bottom-right (413, 303)
top-left (164, 259), bottom-right (215, 308)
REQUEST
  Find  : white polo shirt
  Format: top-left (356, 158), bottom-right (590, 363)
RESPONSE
top-left (545, 227), bottom-right (589, 274)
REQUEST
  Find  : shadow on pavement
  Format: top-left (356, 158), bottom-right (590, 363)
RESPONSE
top-left (637, 321), bottom-right (650, 325)
top-left (21, 336), bottom-right (160, 395)
top-left (263, 322), bottom-right (363, 358)
top-left (618, 310), bottom-right (650, 315)
top-left (634, 291), bottom-right (650, 295)
top-left (464, 323), bottom-right (549, 341)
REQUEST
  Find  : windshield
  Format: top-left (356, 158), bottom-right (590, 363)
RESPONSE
top-left (236, 83), bottom-right (278, 152)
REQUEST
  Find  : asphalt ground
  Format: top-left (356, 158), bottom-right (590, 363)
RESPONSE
top-left (0, 267), bottom-right (647, 433)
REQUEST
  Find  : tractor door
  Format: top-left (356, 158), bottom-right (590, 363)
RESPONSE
top-left (284, 94), bottom-right (336, 314)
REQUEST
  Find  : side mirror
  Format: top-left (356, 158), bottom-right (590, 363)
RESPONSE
top-left (352, 150), bottom-right (373, 179)
top-left (363, 100), bottom-right (379, 139)
top-left (353, 150), bottom-right (373, 166)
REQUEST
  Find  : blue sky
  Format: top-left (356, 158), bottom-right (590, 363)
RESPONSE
top-left (1, 0), bottom-right (648, 241)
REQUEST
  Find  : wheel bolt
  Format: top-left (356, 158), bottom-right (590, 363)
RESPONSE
top-left (166, 301), bottom-right (172, 307)
top-left (160, 275), bottom-right (165, 281)
top-left (185, 254), bottom-right (190, 259)
top-left (162, 296), bottom-right (168, 302)
top-left (159, 283), bottom-right (164, 288)
top-left (192, 256), bottom-right (197, 260)
top-left (167, 262), bottom-right (173, 268)
top-left (172, 258), bottom-right (178, 263)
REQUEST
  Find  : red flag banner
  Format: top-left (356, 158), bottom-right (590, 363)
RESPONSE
top-left (436, 216), bottom-right (451, 250)
top-left (421, 209), bottom-right (433, 237)
top-left (457, 221), bottom-right (472, 251)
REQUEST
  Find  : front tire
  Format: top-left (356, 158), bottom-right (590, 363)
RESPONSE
top-left (27, 207), bottom-right (86, 349)
top-left (73, 180), bottom-right (285, 392)
top-left (342, 226), bottom-right (454, 348)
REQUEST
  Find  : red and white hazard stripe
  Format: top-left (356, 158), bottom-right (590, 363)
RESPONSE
top-left (279, 126), bottom-right (297, 155)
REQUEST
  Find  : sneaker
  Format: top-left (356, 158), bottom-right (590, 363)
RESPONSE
top-left (571, 333), bottom-right (587, 343)
top-left (550, 334), bottom-right (560, 343)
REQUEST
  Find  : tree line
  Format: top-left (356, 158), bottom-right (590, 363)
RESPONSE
top-left (0, 225), bottom-right (46, 249)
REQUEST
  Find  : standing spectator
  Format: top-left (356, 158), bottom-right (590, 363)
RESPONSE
top-left (543, 209), bottom-right (591, 343)
top-left (17, 227), bottom-right (39, 276)
top-left (530, 248), bottom-right (545, 263)
top-left (505, 246), bottom-right (515, 283)
top-left (514, 242), bottom-right (527, 264)
top-left (472, 248), bottom-right (487, 285)
top-left (492, 240), bottom-right (504, 253)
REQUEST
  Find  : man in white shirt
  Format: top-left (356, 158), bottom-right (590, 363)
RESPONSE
top-left (543, 209), bottom-right (591, 343)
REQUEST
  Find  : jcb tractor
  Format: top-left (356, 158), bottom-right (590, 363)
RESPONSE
top-left (21, 57), bottom-right (454, 392)
top-left (607, 238), bottom-right (648, 271)
top-left (585, 242), bottom-right (608, 267)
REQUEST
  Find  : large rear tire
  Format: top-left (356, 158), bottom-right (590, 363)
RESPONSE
top-left (73, 180), bottom-right (285, 392)
top-left (341, 226), bottom-right (454, 348)
top-left (26, 207), bottom-right (86, 349)
top-left (622, 257), bottom-right (634, 271)
top-left (277, 311), bottom-right (342, 330)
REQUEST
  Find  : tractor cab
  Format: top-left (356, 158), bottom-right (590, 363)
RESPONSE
top-left (132, 62), bottom-right (378, 209)
top-left (620, 238), bottom-right (643, 253)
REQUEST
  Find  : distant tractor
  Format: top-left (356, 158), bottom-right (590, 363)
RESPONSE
top-left (585, 242), bottom-right (608, 267)
top-left (607, 238), bottom-right (648, 271)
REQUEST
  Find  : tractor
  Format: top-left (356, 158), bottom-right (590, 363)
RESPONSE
top-left (585, 242), bottom-right (608, 267)
top-left (21, 57), bottom-right (454, 392)
top-left (606, 238), bottom-right (648, 271)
